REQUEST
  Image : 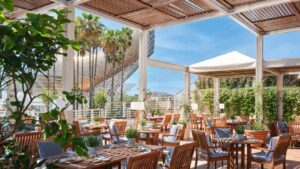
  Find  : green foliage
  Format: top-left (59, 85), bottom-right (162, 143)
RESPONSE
top-left (235, 125), bottom-right (245, 134)
top-left (150, 109), bottom-right (163, 116)
top-left (93, 117), bottom-right (100, 122)
top-left (139, 118), bottom-right (147, 127)
top-left (123, 94), bottom-right (138, 102)
top-left (197, 87), bottom-right (300, 124)
top-left (125, 128), bottom-right (138, 138)
top-left (93, 90), bottom-right (107, 109)
top-left (39, 89), bottom-right (59, 106)
top-left (251, 121), bottom-right (265, 131)
top-left (85, 135), bottom-right (101, 147)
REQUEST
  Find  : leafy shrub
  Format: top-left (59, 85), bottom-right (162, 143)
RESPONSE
top-left (235, 125), bottom-right (245, 134)
top-left (85, 136), bottom-right (101, 147)
top-left (94, 90), bottom-right (107, 109)
top-left (125, 128), bottom-right (138, 138)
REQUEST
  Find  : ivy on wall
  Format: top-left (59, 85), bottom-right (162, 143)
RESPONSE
top-left (196, 87), bottom-right (300, 123)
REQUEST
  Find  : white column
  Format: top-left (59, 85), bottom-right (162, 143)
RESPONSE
top-left (255, 35), bottom-right (264, 123)
top-left (62, 6), bottom-right (75, 91)
top-left (277, 74), bottom-right (283, 121)
top-left (184, 70), bottom-right (191, 104)
top-left (213, 78), bottom-right (220, 114)
top-left (138, 30), bottom-right (148, 101)
top-left (62, 6), bottom-right (75, 124)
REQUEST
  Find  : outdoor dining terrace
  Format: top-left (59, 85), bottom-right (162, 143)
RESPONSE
top-left (1, 0), bottom-right (300, 168)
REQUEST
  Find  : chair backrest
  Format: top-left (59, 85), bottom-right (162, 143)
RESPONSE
top-left (114, 120), bottom-right (127, 134)
top-left (275, 121), bottom-right (289, 135)
top-left (173, 114), bottom-right (180, 123)
top-left (272, 135), bottom-right (291, 160)
top-left (214, 127), bottom-right (232, 138)
top-left (205, 118), bottom-right (212, 128)
top-left (192, 130), bottom-right (210, 154)
top-left (163, 113), bottom-right (173, 124)
top-left (169, 142), bottom-right (196, 169)
top-left (108, 120), bottom-right (120, 143)
top-left (37, 140), bottom-right (64, 159)
top-left (213, 118), bottom-right (227, 127)
top-left (166, 125), bottom-right (179, 141)
top-left (178, 124), bottom-right (187, 140)
top-left (73, 120), bottom-right (89, 134)
top-left (127, 150), bottom-right (161, 169)
top-left (289, 122), bottom-right (300, 135)
top-left (14, 131), bottom-right (42, 158)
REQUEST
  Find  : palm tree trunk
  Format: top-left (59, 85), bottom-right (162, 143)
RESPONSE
top-left (89, 50), bottom-right (93, 108)
top-left (94, 48), bottom-right (98, 90)
top-left (103, 58), bottom-right (107, 90)
top-left (110, 59), bottom-right (115, 113)
top-left (120, 54), bottom-right (125, 103)
top-left (81, 55), bottom-right (84, 110)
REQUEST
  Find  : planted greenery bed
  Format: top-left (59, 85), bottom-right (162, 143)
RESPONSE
top-left (198, 87), bottom-right (300, 123)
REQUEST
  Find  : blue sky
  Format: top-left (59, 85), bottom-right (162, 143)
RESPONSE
top-left (76, 9), bottom-right (300, 96)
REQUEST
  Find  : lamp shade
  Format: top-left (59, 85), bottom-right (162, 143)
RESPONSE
top-left (219, 103), bottom-right (225, 109)
top-left (191, 103), bottom-right (198, 110)
top-left (130, 102), bottom-right (145, 110)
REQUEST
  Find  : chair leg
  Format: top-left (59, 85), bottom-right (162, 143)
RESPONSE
top-left (261, 164), bottom-right (264, 169)
top-left (283, 160), bottom-right (286, 169)
top-left (207, 160), bottom-right (210, 169)
top-left (235, 148), bottom-right (238, 167)
top-left (214, 161), bottom-right (216, 169)
top-left (222, 160), bottom-right (223, 167)
top-left (194, 151), bottom-right (198, 169)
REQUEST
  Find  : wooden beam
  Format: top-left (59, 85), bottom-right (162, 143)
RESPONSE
top-left (264, 68), bottom-right (281, 75)
top-left (203, 0), bottom-right (263, 35)
top-left (78, 5), bottom-right (145, 30)
top-left (49, 0), bottom-right (67, 5)
top-left (147, 11), bottom-right (222, 30)
top-left (230, 0), bottom-right (300, 14)
top-left (152, 0), bottom-right (179, 7)
top-left (70, 0), bottom-right (93, 6)
top-left (147, 59), bottom-right (186, 72)
top-left (16, 3), bottom-right (64, 19)
top-left (265, 26), bottom-right (300, 35)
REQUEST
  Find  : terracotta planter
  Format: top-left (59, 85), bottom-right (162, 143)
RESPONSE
top-left (245, 130), bottom-right (268, 148)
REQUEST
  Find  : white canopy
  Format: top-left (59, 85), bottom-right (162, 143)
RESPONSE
top-left (189, 51), bottom-right (255, 73)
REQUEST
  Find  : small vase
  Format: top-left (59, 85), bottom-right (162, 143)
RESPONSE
top-left (127, 138), bottom-right (135, 146)
top-left (236, 134), bottom-right (244, 140)
top-left (87, 147), bottom-right (97, 156)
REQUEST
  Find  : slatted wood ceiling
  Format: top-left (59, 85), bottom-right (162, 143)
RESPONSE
top-left (5, 0), bottom-right (300, 35)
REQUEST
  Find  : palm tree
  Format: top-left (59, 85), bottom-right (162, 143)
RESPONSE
top-left (102, 29), bottom-right (120, 107)
top-left (118, 28), bottom-right (133, 103)
top-left (75, 13), bottom-right (105, 108)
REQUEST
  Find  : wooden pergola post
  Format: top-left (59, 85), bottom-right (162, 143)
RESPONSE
top-left (255, 35), bottom-right (264, 123)
top-left (62, 6), bottom-right (75, 92)
top-left (184, 69), bottom-right (191, 104)
top-left (138, 30), bottom-right (148, 101)
top-left (277, 74), bottom-right (284, 121)
top-left (213, 78), bottom-right (220, 114)
top-left (62, 6), bottom-right (75, 123)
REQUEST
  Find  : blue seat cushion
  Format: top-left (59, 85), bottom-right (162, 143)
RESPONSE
top-left (198, 149), bottom-right (228, 158)
top-left (37, 141), bottom-right (63, 159)
top-left (214, 128), bottom-right (231, 138)
top-left (251, 152), bottom-right (285, 163)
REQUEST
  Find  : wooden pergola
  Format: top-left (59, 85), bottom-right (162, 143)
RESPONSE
top-left (6, 0), bottom-right (300, 121)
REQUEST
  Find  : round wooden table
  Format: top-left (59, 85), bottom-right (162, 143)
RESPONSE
top-left (137, 129), bottom-right (160, 145)
top-left (146, 116), bottom-right (163, 123)
top-left (227, 120), bottom-right (248, 130)
top-left (82, 123), bottom-right (108, 133)
top-left (215, 137), bottom-right (263, 169)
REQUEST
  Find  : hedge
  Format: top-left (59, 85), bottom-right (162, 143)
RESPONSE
top-left (196, 87), bottom-right (300, 123)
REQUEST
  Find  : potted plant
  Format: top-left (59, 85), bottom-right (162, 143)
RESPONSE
top-left (85, 136), bottom-right (101, 156)
top-left (229, 113), bottom-right (236, 122)
top-left (139, 118), bottom-right (147, 130)
top-left (245, 121), bottom-right (268, 147)
top-left (235, 124), bottom-right (245, 140)
top-left (125, 128), bottom-right (138, 145)
top-left (93, 117), bottom-right (100, 124)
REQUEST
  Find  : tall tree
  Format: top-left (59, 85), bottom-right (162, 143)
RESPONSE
top-left (75, 13), bottom-right (104, 108)
top-left (118, 28), bottom-right (133, 102)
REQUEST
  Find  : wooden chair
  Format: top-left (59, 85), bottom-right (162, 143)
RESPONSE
top-left (158, 113), bottom-right (173, 132)
top-left (250, 135), bottom-right (291, 169)
top-left (114, 120), bottom-right (127, 135)
top-left (14, 131), bottom-right (42, 159)
top-left (173, 114), bottom-right (180, 123)
top-left (192, 129), bottom-right (230, 169)
top-left (275, 121), bottom-right (289, 136)
top-left (165, 142), bottom-right (196, 169)
top-left (159, 124), bottom-right (186, 147)
top-left (289, 122), bottom-right (300, 147)
top-left (213, 118), bottom-right (227, 128)
top-left (127, 150), bottom-right (161, 169)
top-left (190, 113), bottom-right (201, 129)
top-left (73, 120), bottom-right (91, 136)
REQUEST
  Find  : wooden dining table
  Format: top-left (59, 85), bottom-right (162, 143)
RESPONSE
top-left (146, 116), bottom-right (163, 123)
top-left (137, 129), bottom-right (160, 145)
top-left (215, 137), bottom-right (263, 169)
top-left (55, 144), bottom-right (164, 169)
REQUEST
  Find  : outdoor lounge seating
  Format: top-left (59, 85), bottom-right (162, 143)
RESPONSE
top-left (159, 124), bottom-right (186, 147)
top-left (250, 135), bottom-right (291, 169)
top-left (275, 121), bottom-right (289, 136)
top-left (14, 131), bottom-right (42, 159)
top-left (103, 120), bottom-right (127, 144)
